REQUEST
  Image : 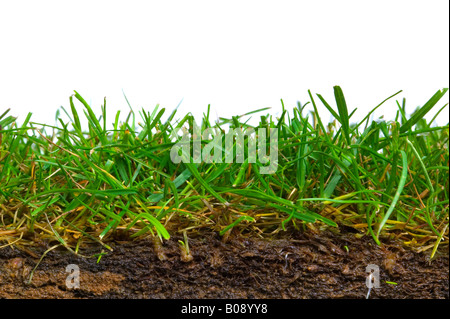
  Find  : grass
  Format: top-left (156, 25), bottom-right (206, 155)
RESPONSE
top-left (0, 86), bottom-right (448, 258)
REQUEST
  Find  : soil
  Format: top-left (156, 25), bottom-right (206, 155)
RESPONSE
top-left (0, 230), bottom-right (448, 299)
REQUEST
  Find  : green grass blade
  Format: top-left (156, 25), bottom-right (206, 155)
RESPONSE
top-left (399, 88), bottom-right (448, 133)
top-left (333, 86), bottom-right (351, 145)
top-left (219, 216), bottom-right (255, 236)
top-left (376, 150), bottom-right (408, 240)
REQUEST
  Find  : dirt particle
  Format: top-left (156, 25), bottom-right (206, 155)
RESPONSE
top-left (341, 264), bottom-right (351, 275)
top-left (3, 257), bottom-right (31, 282)
top-left (383, 251), bottom-right (403, 276)
top-left (307, 265), bottom-right (319, 272)
top-left (209, 251), bottom-right (223, 268)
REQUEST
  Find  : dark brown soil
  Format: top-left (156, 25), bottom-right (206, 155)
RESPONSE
top-left (0, 230), bottom-right (448, 299)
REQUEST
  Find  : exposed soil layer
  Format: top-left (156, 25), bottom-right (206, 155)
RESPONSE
top-left (0, 230), bottom-right (448, 299)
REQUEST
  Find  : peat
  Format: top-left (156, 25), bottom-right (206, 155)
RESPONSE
top-left (0, 230), bottom-right (448, 299)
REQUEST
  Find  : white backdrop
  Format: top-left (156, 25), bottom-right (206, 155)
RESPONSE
top-left (0, 0), bottom-right (448, 127)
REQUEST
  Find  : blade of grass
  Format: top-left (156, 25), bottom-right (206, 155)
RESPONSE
top-left (400, 88), bottom-right (448, 133)
top-left (376, 150), bottom-right (408, 241)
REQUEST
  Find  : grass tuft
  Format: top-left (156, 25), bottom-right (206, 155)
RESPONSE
top-left (0, 87), bottom-right (448, 257)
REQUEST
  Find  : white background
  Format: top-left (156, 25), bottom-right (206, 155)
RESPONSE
top-left (0, 0), bottom-right (448, 128)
